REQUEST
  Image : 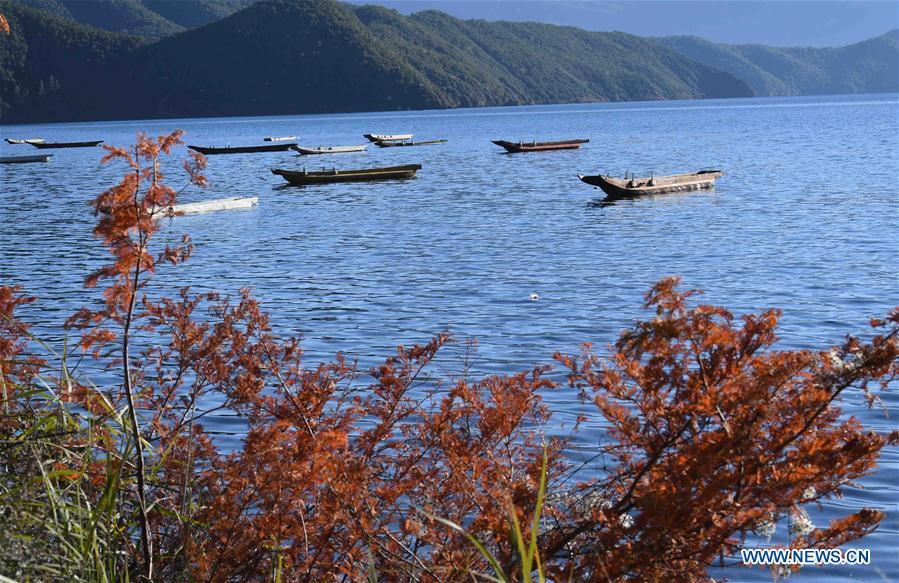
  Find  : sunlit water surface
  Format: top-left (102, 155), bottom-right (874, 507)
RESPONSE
top-left (2, 94), bottom-right (897, 580)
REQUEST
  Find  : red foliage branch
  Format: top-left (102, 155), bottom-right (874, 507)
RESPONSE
top-left (548, 278), bottom-right (898, 581)
top-left (63, 131), bottom-right (206, 580)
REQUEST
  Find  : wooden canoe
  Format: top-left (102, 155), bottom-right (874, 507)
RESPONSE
top-left (374, 139), bottom-right (446, 148)
top-left (294, 144), bottom-right (368, 155)
top-left (5, 138), bottom-right (44, 145)
top-left (364, 133), bottom-right (413, 143)
top-left (188, 143), bottom-right (296, 155)
top-left (272, 164), bottom-right (422, 186)
top-left (578, 170), bottom-right (726, 199)
top-left (0, 154), bottom-right (52, 164)
top-left (154, 196), bottom-right (258, 217)
top-left (264, 136), bottom-right (297, 142)
top-left (492, 139), bottom-right (588, 153)
top-left (30, 140), bottom-right (103, 149)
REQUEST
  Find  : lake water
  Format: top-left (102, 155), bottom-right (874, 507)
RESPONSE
top-left (1, 94), bottom-right (897, 580)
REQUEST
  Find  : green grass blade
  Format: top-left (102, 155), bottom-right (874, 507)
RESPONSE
top-left (420, 510), bottom-right (509, 582)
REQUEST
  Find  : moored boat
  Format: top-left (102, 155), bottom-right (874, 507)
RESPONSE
top-left (364, 133), bottom-right (413, 143)
top-left (30, 140), bottom-right (103, 149)
top-left (272, 164), bottom-right (422, 186)
top-left (492, 139), bottom-right (589, 153)
top-left (294, 144), bottom-right (368, 155)
top-left (374, 139), bottom-right (446, 148)
top-left (0, 154), bottom-right (52, 164)
top-left (578, 170), bottom-right (726, 199)
top-left (154, 196), bottom-right (259, 216)
top-left (5, 138), bottom-right (45, 145)
top-left (264, 136), bottom-right (297, 142)
top-left (187, 143), bottom-right (296, 155)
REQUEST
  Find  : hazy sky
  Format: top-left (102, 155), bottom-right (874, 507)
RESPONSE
top-left (344, 0), bottom-right (899, 46)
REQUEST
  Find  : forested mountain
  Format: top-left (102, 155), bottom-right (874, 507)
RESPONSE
top-left (139, 0), bottom-right (259, 28)
top-left (12, 0), bottom-right (183, 39)
top-left (0, 0), bottom-right (895, 124)
top-left (353, 6), bottom-right (749, 107)
top-left (120, 0), bottom-right (438, 118)
top-left (0, 1), bottom-right (143, 121)
top-left (659, 30), bottom-right (899, 96)
top-left (10, 0), bottom-right (260, 33)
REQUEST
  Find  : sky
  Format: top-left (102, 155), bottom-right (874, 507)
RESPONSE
top-left (343, 0), bottom-right (899, 46)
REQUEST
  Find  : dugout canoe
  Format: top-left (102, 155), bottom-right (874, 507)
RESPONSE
top-left (187, 143), bottom-right (296, 155)
top-left (30, 140), bottom-right (103, 149)
top-left (155, 196), bottom-right (259, 216)
top-left (374, 139), bottom-right (447, 148)
top-left (0, 154), bottom-right (52, 164)
top-left (492, 139), bottom-right (589, 153)
top-left (5, 138), bottom-right (44, 145)
top-left (293, 144), bottom-right (368, 155)
top-left (364, 133), bottom-right (413, 143)
top-left (578, 170), bottom-right (726, 199)
top-left (272, 164), bottom-right (421, 185)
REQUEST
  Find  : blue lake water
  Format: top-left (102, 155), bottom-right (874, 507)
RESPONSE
top-left (1, 94), bottom-right (897, 580)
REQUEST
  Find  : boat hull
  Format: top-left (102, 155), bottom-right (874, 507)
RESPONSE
top-left (374, 139), bottom-right (446, 148)
top-left (272, 164), bottom-right (422, 185)
top-left (0, 154), bottom-right (52, 164)
top-left (364, 134), bottom-right (412, 142)
top-left (155, 197), bottom-right (258, 216)
top-left (578, 170), bottom-right (725, 199)
top-left (188, 143), bottom-right (296, 155)
top-left (492, 139), bottom-right (589, 153)
top-left (294, 145), bottom-right (368, 155)
top-left (30, 140), bottom-right (102, 149)
top-left (5, 138), bottom-right (44, 145)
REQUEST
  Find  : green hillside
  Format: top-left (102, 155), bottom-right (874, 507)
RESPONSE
top-left (12, 0), bottom-right (183, 39)
top-left (0, 1), bottom-right (143, 122)
top-left (357, 6), bottom-right (751, 105)
top-left (139, 0), bottom-right (259, 28)
top-left (660, 30), bottom-right (899, 96)
top-left (122, 0), bottom-right (440, 118)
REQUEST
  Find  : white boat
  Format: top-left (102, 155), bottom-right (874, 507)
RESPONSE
top-left (0, 154), bottom-right (52, 164)
top-left (264, 136), bottom-right (297, 142)
top-left (154, 197), bottom-right (258, 217)
top-left (294, 144), bottom-right (368, 155)
top-left (4, 138), bottom-right (45, 145)
top-left (363, 133), bottom-right (413, 142)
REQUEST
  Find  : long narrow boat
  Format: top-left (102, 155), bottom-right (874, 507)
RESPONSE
top-left (363, 133), bottom-right (412, 143)
top-left (264, 136), bottom-right (297, 142)
top-left (5, 138), bottom-right (44, 145)
top-left (154, 196), bottom-right (258, 217)
top-left (0, 154), bottom-right (52, 164)
top-left (374, 139), bottom-right (447, 148)
top-left (30, 140), bottom-right (103, 149)
top-left (492, 139), bottom-right (589, 153)
top-left (578, 170), bottom-right (726, 199)
top-left (272, 164), bottom-right (421, 186)
top-left (294, 144), bottom-right (368, 155)
top-left (187, 143), bottom-right (296, 155)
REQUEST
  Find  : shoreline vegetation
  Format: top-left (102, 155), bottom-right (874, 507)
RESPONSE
top-left (1, 131), bottom-right (898, 581)
top-left (0, 0), bottom-right (896, 124)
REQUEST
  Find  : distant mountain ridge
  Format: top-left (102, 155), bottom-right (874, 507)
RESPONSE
top-left (353, 6), bottom-right (748, 108)
top-left (0, 0), bottom-right (896, 124)
top-left (659, 30), bottom-right (899, 97)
